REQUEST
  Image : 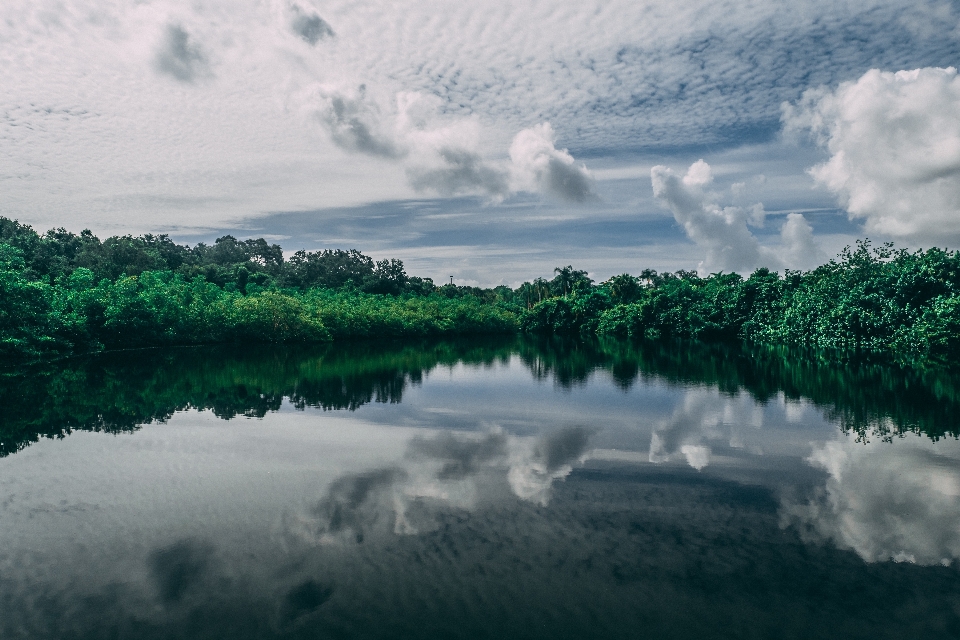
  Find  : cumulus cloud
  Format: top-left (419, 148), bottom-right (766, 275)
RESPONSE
top-left (783, 67), bottom-right (960, 245)
top-left (404, 120), bottom-right (596, 202)
top-left (651, 160), bottom-right (826, 274)
top-left (782, 433), bottom-right (960, 565)
top-left (779, 212), bottom-right (825, 269)
top-left (509, 124), bottom-right (596, 203)
top-left (398, 94), bottom-right (512, 198)
top-left (154, 24), bottom-right (209, 83)
top-left (305, 88), bottom-right (592, 202)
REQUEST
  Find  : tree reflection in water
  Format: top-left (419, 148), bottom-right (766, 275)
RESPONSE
top-left (4, 337), bottom-right (960, 638)
top-left (4, 336), bottom-right (960, 458)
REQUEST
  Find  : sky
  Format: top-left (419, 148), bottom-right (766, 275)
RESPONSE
top-left (2, 0), bottom-right (960, 286)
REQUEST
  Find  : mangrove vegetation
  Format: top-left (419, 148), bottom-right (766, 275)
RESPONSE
top-left (3, 217), bottom-right (960, 369)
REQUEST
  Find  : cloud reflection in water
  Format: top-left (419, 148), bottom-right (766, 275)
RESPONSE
top-left (783, 434), bottom-right (960, 565)
top-left (289, 427), bottom-right (592, 544)
top-left (648, 389), bottom-right (765, 470)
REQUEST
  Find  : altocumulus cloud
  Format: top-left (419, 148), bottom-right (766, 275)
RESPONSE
top-left (2, 0), bottom-right (959, 253)
top-left (783, 67), bottom-right (960, 246)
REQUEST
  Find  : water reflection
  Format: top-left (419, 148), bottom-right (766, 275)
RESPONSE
top-left (289, 427), bottom-right (591, 545)
top-left (4, 337), bottom-right (960, 459)
top-left (648, 389), bottom-right (765, 470)
top-left (4, 337), bottom-right (960, 638)
top-left (0, 338), bottom-right (517, 457)
top-left (784, 433), bottom-right (960, 565)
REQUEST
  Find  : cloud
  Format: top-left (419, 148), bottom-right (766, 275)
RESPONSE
top-left (4, 0), bottom-right (956, 246)
top-left (154, 24), bottom-right (209, 83)
top-left (778, 212), bottom-right (826, 270)
top-left (406, 147), bottom-right (510, 199)
top-left (289, 5), bottom-right (334, 45)
top-left (783, 67), bottom-right (960, 245)
top-left (307, 89), bottom-right (592, 202)
top-left (782, 434), bottom-right (960, 565)
top-left (651, 160), bottom-right (825, 274)
top-left (509, 124), bottom-right (596, 203)
top-left (652, 161), bottom-right (763, 273)
top-left (311, 86), bottom-right (405, 158)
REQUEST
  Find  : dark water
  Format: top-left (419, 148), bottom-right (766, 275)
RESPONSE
top-left (3, 337), bottom-right (960, 639)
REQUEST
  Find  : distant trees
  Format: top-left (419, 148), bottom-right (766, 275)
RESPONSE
top-left (508, 240), bottom-right (960, 368)
top-left (552, 265), bottom-right (592, 296)
top-left (4, 215), bottom-right (960, 369)
top-left (0, 218), bottom-right (419, 296)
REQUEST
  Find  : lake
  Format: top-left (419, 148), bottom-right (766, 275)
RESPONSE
top-left (2, 337), bottom-right (960, 639)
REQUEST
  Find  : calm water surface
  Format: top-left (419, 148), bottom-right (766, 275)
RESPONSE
top-left (3, 338), bottom-right (960, 639)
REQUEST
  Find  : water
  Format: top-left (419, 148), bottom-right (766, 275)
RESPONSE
top-left (2, 337), bottom-right (960, 639)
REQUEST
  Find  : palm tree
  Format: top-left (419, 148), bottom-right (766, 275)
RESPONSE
top-left (554, 266), bottom-right (574, 296)
top-left (553, 266), bottom-right (592, 296)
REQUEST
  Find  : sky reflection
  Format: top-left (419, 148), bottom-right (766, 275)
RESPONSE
top-left (2, 340), bottom-right (960, 638)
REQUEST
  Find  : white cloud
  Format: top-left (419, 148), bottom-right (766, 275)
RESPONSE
top-left (305, 89), bottom-right (593, 202)
top-left (651, 160), bottom-right (825, 274)
top-left (509, 124), bottom-right (597, 203)
top-left (0, 0), bottom-right (956, 239)
top-left (682, 158), bottom-right (713, 187)
top-left (783, 433), bottom-right (960, 565)
top-left (779, 212), bottom-right (826, 270)
top-left (783, 67), bottom-right (960, 245)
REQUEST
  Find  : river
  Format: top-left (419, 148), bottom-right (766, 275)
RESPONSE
top-left (2, 337), bottom-right (959, 638)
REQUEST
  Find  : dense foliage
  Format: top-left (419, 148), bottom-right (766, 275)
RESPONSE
top-left (0, 218), bottom-right (517, 359)
top-left (3, 216), bottom-right (960, 368)
top-left (521, 242), bottom-right (960, 368)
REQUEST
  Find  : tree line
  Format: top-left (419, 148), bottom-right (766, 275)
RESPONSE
top-left (3, 216), bottom-right (960, 368)
top-left (521, 241), bottom-right (960, 368)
